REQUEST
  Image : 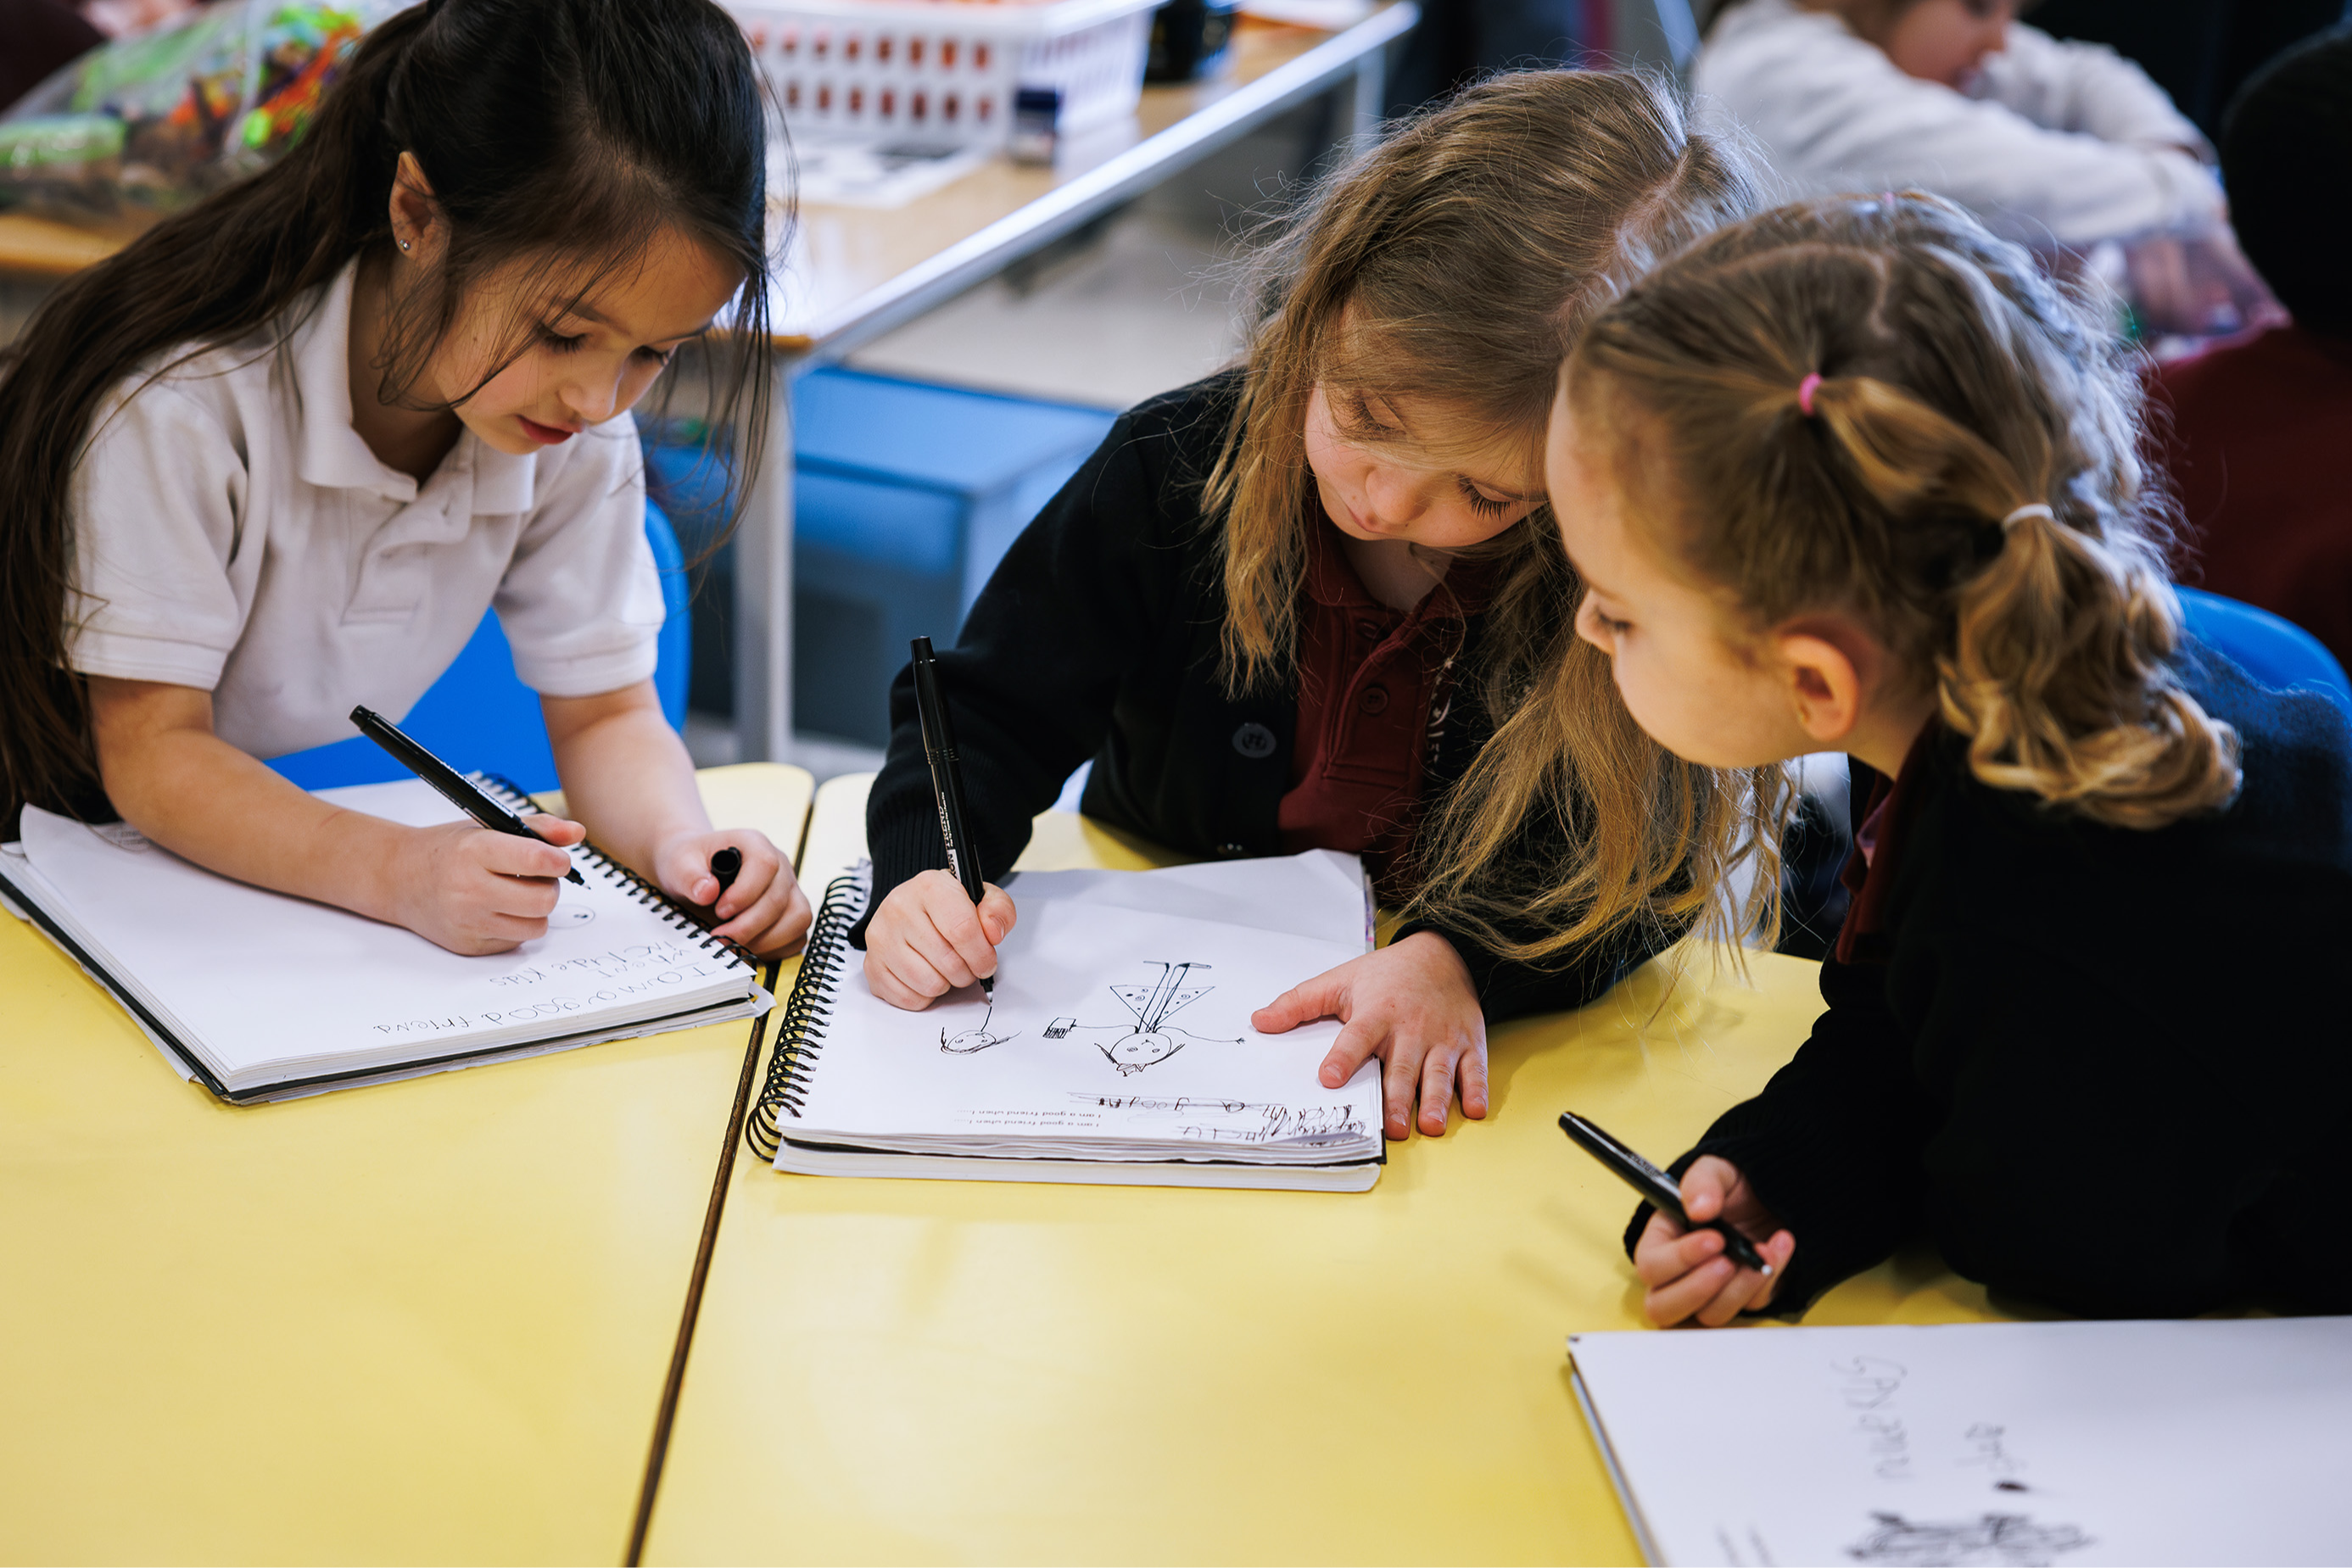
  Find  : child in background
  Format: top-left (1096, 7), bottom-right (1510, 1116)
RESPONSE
top-left (2155, 26), bottom-right (2352, 674)
top-left (1545, 193), bottom-right (2352, 1322)
top-left (858, 72), bottom-right (1774, 1141)
top-left (0, 0), bottom-right (812, 957)
top-left (1693, 0), bottom-right (2269, 334)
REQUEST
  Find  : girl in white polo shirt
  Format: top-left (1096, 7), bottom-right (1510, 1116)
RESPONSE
top-left (0, 0), bottom-right (812, 957)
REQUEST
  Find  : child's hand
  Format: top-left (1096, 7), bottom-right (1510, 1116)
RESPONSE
top-left (1632, 1155), bottom-right (1796, 1328)
top-left (652, 829), bottom-right (812, 957)
top-left (389, 815), bottom-right (587, 956)
top-left (863, 868), bottom-right (1018, 1010)
top-left (1251, 931), bottom-right (1487, 1140)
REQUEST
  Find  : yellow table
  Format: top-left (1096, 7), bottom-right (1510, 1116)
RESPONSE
top-left (0, 763), bottom-right (811, 1566)
top-left (640, 775), bottom-right (2013, 1565)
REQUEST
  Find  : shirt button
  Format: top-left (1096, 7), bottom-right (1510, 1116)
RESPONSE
top-left (1231, 722), bottom-right (1278, 759)
top-left (1359, 684), bottom-right (1390, 715)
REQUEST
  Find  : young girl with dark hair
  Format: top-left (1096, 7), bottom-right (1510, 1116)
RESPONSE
top-left (0, 0), bottom-right (812, 957)
top-left (856, 71), bottom-right (1775, 1142)
top-left (1541, 192), bottom-right (2352, 1321)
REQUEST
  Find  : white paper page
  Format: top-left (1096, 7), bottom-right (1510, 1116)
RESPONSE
top-left (1570, 1317), bottom-right (2352, 1567)
top-left (19, 781), bottom-right (751, 1083)
top-left (789, 891), bottom-right (1381, 1162)
top-left (1001, 849), bottom-right (1372, 952)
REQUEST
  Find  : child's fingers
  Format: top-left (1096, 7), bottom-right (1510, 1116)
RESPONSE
top-left (1634, 1214), bottom-right (1725, 1288)
top-left (1679, 1157), bottom-right (1737, 1225)
top-left (1313, 1008), bottom-right (1381, 1096)
top-left (1416, 1040), bottom-right (1460, 1136)
top-left (1254, 968), bottom-right (1349, 1035)
top-left (1642, 1254), bottom-right (1738, 1327)
top-left (915, 871), bottom-right (1000, 981)
top-left (975, 883), bottom-right (1017, 944)
top-left (478, 828), bottom-right (577, 882)
top-left (1379, 1028), bottom-right (1422, 1140)
top-left (1460, 1038), bottom-right (1491, 1119)
top-left (524, 813), bottom-right (587, 847)
top-left (865, 946), bottom-right (950, 1011)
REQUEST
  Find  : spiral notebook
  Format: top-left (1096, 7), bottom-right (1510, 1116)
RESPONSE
top-left (1567, 1316), bottom-right (2352, 1567)
top-left (750, 851), bottom-right (1388, 1191)
top-left (0, 776), bottom-right (772, 1102)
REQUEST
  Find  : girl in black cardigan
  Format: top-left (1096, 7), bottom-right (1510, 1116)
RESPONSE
top-left (1544, 192), bottom-right (2352, 1320)
top-left (858, 72), bottom-right (1774, 1141)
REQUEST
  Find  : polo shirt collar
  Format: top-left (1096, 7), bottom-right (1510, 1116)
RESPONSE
top-left (284, 259), bottom-right (537, 516)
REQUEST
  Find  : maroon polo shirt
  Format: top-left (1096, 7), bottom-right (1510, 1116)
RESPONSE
top-left (2154, 321), bottom-right (2352, 673)
top-left (1278, 520), bottom-right (1490, 899)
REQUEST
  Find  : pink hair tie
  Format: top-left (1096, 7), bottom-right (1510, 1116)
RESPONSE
top-left (1796, 372), bottom-right (1824, 416)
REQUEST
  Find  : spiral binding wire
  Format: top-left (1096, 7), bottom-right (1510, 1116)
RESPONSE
top-left (475, 773), bottom-right (759, 973)
top-left (746, 862), bottom-right (869, 1161)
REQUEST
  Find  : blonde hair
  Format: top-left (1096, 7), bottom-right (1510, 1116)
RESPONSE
top-left (1204, 70), bottom-right (1777, 965)
top-left (1567, 193), bottom-right (2239, 831)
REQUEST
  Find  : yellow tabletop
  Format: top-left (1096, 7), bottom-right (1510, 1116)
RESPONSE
top-left (0, 763), bottom-right (811, 1566)
top-left (642, 775), bottom-right (2013, 1565)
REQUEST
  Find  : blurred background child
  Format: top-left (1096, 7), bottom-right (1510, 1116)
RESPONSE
top-left (1692, 0), bottom-right (2271, 334)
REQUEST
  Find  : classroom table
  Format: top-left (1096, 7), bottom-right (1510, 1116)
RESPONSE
top-left (0, 8), bottom-right (1422, 767)
top-left (638, 774), bottom-right (2016, 1565)
top-left (0, 763), bottom-right (811, 1565)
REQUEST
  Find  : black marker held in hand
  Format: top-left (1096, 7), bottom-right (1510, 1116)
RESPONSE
top-left (349, 704), bottom-right (584, 885)
top-left (908, 636), bottom-right (993, 1000)
top-left (1559, 1110), bottom-right (1773, 1275)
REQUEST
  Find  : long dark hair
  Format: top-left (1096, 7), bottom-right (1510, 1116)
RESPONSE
top-left (0, 0), bottom-right (774, 825)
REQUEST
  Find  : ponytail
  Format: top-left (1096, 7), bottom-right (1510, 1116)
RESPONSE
top-left (1567, 192), bottom-right (2242, 834)
top-left (1947, 502), bottom-right (2239, 827)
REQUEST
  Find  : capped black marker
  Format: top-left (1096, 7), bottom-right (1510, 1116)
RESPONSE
top-left (349, 704), bottom-right (584, 885)
top-left (1559, 1109), bottom-right (1773, 1275)
top-left (908, 637), bottom-right (994, 1000)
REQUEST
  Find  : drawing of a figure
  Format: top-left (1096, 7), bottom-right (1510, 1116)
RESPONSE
top-left (939, 1001), bottom-right (1017, 1054)
top-left (1042, 961), bottom-right (1242, 1074)
top-left (1846, 1511), bottom-right (2092, 1567)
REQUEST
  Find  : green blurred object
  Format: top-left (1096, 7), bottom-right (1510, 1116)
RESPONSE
top-left (0, 0), bottom-right (396, 223)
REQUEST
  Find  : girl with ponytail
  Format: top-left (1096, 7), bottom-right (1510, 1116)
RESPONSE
top-left (1541, 192), bottom-right (2352, 1321)
top-left (0, 0), bottom-right (813, 956)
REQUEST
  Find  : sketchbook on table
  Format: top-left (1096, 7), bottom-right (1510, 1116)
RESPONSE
top-left (1567, 1315), bottom-right (2352, 1567)
top-left (0, 778), bottom-right (770, 1102)
top-left (757, 850), bottom-right (1387, 1191)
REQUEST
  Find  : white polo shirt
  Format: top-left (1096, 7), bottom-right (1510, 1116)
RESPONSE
top-left (66, 259), bottom-right (664, 762)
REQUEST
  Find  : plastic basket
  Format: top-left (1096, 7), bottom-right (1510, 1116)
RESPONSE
top-left (727, 0), bottom-right (1156, 149)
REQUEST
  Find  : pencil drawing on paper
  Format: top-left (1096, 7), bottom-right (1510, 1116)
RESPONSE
top-left (1040, 961), bottom-right (1243, 1074)
top-left (940, 1001), bottom-right (1017, 1054)
top-left (1845, 1510), bottom-right (2092, 1567)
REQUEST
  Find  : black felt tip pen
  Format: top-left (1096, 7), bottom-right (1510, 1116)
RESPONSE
top-left (349, 705), bottom-right (585, 886)
top-left (1559, 1110), bottom-right (1772, 1275)
top-left (908, 637), bottom-right (993, 1000)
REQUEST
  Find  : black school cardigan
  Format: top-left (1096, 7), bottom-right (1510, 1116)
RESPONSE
top-left (1629, 644), bottom-right (2352, 1318)
top-left (853, 372), bottom-right (1660, 1022)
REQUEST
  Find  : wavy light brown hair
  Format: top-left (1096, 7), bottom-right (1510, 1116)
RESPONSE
top-left (1209, 70), bottom-right (1776, 964)
top-left (1566, 193), bottom-right (2239, 832)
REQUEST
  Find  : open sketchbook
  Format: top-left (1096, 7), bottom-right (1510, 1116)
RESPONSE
top-left (1569, 1316), bottom-right (2352, 1567)
top-left (751, 851), bottom-right (1386, 1191)
top-left (0, 777), bottom-right (770, 1102)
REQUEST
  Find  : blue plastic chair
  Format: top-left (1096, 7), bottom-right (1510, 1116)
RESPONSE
top-left (2176, 586), bottom-right (2352, 723)
top-left (266, 503), bottom-right (693, 794)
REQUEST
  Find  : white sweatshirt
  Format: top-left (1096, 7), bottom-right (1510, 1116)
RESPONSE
top-left (1692, 0), bottom-right (2226, 248)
